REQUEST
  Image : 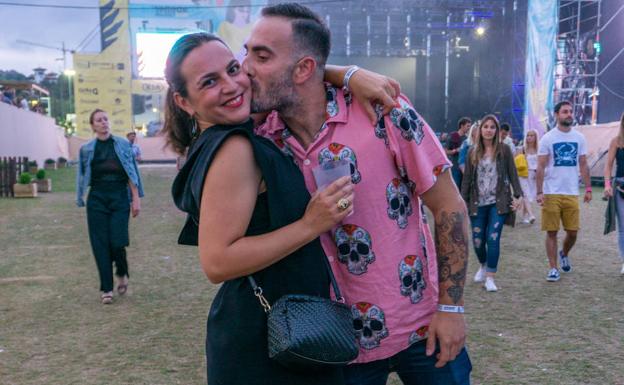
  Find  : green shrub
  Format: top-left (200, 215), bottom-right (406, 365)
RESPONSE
top-left (57, 157), bottom-right (67, 163)
top-left (44, 158), bottom-right (55, 165)
top-left (36, 169), bottom-right (46, 180)
top-left (28, 160), bottom-right (38, 167)
top-left (19, 173), bottom-right (32, 184)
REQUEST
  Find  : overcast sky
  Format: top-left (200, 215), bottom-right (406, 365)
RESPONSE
top-left (0, 1), bottom-right (104, 75)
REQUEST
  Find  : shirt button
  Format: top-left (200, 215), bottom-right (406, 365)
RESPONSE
top-left (303, 159), bottom-right (311, 166)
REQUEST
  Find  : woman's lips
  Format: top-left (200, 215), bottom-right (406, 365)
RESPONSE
top-left (223, 94), bottom-right (244, 108)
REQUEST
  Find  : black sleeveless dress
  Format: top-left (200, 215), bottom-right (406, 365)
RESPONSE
top-left (172, 120), bottom-right (344, 385)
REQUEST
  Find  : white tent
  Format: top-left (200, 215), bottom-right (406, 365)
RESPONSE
top-left (575, 121), bottom-right (620, 181)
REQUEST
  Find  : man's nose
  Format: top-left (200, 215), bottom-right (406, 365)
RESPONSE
top-left (242, 58), bottom-right (253, 77)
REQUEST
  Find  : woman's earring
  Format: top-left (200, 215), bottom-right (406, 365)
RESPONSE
top-left (191, 117), bottom-right (198, 138)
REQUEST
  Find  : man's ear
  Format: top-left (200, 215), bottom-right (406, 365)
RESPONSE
top-left (292, 57), bottom-right (318, 85)
top-left (173, 92), bottom-right (195, 117)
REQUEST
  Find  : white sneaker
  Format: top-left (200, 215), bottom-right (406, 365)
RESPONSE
top-left (521, 218), bottom-right (531, 224)
top-left (484, 277), bottom-right (498, 292)
top-left (473, 266), bottom-right (486, 283)
top-left (620, 263), bottom-right (624, 275)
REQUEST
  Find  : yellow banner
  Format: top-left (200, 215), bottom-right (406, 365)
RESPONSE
top-left (73, 0), bottom-right (132, 137)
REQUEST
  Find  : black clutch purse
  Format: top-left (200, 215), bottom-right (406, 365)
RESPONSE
top-left (248, 255), bottom-right (359, 369)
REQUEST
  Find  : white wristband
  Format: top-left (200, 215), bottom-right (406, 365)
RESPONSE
top-left (437, 304), bottom-right (465, 313)
top-left (343, 65), bottom-right (360, 91)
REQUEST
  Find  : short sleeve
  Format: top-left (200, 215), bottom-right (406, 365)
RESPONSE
top-left (384, 95), bottom-right (451, 196)
top-left (578, 133), bottom-right (588, 156)
top-left (538, 134), bottom-right (550, 156)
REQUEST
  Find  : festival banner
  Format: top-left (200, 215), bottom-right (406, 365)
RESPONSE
top-left (524, 0), bottom-right (557, 137)
top-left (73, 0), bottom-right (133, 137)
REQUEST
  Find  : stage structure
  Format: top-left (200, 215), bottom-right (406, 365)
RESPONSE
top-left (554, 0), bottom-right (602, 127)
top-left (73, 0), bottom-right (517, 137)
top-left (307, 0), bottom-right (513, 134)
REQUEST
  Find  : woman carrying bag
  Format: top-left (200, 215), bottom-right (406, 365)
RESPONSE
top-left (515, 129), bottom-right (539, 224)
top-left (603, 113), bottom-right (624, 275)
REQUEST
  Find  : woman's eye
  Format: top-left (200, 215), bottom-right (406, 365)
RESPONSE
top-left (202, 78), bottom-right (216, 87)
top-left (229, 64), bottom-right (241, 74)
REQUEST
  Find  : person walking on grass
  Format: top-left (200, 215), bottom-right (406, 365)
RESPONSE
top-left (461, 115), bottom-right (522, 292)
top-left (603, 112), bottom-right (624, 275)
top-left (516, 129), bottom-right (539, 224)
top-left (76, 109), bottom-right (144, 304)
top-left (536, 101), bottom-right (592, 282)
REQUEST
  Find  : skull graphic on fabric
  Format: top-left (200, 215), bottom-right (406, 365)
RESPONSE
top-left (326, 86), bottom-right (339, 117)
top-left (386, 178), bottom-right (413, 229)
top-left (374, 104), bottom-right (389, 145)
top-left (351, 302), bottom-right (389, 350)
top-left (334, 224), bottom-right (376, 275)
top-left (408, 325), bottom-right (429, 345)
top-left (318, 142), bottom-right (362, 184)
top-left (398, 255), bottom-right (427, 304)
top-left (389, 100), bottom-right (425, 144)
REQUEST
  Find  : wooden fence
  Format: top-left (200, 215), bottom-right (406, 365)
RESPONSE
top-left (0, 157), bottom-right (28, 197)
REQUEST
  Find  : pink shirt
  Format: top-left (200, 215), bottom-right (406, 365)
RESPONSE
top-left (257, 86), bottom-right (451, 363)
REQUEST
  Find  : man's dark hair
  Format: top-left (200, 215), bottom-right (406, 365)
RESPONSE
top-left (458, 117), bottom-right (471, 130)
top-left (500, 123), bottom-right (511, 132)
top-left (554, 100), bottom-right (572, 113)
top-left (261, 3), bottom-right (330, 68)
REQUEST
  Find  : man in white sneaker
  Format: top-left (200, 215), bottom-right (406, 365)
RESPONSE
top-left (536, 101), bottom-right (592, 282)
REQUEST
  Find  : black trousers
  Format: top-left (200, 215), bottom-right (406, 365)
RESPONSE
top-left (86, 187), bottom-right (130, 292)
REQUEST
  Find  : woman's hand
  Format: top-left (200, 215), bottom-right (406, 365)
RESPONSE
top-left (302, 176), bottom-right (354, 234)
top-left (604, 186), bottom-right (613, 198)
top-left (131, 198), bottom-right (141, 218)
top-left (348, 69), bottom-right (401, 125)
top-left (510, 197), bottom-right (522, 211)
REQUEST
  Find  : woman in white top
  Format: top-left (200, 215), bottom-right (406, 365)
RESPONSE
top-left (517, 129), bottom-right (539, 223)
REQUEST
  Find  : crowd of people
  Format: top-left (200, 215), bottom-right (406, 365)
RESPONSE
top-left (1, 88), bottom-right (46, 114)
top-left (71, 2), bottom-right (624, 385)
top-left (444, 102), bottom-right (624, 287)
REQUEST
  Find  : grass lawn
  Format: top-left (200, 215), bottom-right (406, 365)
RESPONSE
top-left (1, 166), bottom-right (623, 385)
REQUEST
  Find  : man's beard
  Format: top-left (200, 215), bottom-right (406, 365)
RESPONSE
top-left (250, 68), bottom-right (296, 114)
top-left (559, 117), bottom-right (573, 127)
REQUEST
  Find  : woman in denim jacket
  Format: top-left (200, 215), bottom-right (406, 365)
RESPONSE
top-left (76, 109), bottom-right (144, 304)
top-left (603, 113), bottom-right (624, 275)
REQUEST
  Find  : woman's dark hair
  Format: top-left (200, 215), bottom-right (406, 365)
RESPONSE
top-left (162, 33), bottom-right (226, 155)
top-left (89, 108), bottom-right (105, 125)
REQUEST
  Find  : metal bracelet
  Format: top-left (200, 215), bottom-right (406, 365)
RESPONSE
top-left (343, 65), bottom-right (360, 91)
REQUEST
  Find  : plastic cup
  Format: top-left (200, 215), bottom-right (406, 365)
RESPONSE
top-left (313, 160), bottom-right (354, 216)
top-left (312, 160), bottom-right (351, 191)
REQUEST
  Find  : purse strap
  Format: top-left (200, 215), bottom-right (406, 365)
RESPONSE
top-left (247, 252), bottom-right (345, 313)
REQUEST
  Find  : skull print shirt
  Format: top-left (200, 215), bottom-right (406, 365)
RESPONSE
top-left (257, 85), bottom-right (452, 363)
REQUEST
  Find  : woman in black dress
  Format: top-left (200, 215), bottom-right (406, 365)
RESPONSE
top-left (164, 33), bottom-right (355, 385)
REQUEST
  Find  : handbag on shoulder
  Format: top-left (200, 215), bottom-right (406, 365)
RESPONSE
top-left (514, 152), bottom-right (529, 178)
top-left (248, 255), bottom-right (359, 369)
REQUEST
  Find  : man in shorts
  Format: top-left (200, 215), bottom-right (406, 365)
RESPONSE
top-left (536, 101), bottom-right (592, 282)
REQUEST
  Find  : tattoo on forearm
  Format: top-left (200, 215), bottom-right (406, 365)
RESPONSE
top-left (435, 211), bottom-right (468, 304)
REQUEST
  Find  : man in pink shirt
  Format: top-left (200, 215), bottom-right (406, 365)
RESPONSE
top-left (245, 3), bottom-right (471, 384)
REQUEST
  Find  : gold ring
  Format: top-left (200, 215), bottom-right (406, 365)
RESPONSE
top-left (337, 198), bottom-right (350, 211)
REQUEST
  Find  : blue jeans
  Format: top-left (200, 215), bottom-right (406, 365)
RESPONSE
top-left (451, 167), bottom-right (463, 189)
top-left (343, 341), bottom-right (471, 385)
top-left (470, 204), bottom-right (507, 273)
